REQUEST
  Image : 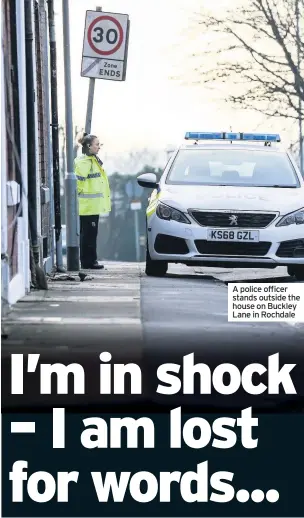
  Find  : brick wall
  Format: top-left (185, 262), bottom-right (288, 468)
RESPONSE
top-left (34, 0), bottom-right (52, 260)
top-left (2, 0), bottom-right (20, 279)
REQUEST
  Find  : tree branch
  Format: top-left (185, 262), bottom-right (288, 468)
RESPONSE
top-left (177, 0), bottom-right (304, 120)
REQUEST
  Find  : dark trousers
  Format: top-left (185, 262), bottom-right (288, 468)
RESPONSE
top-left (80, 215), bottom-right (99, 267)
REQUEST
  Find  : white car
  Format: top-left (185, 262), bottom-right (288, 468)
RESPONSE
top-left (137, 132), bottom-right (304, 280)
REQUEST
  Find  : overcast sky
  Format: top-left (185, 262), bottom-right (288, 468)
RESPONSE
top-left (54, 0), bottom-right (297, 173)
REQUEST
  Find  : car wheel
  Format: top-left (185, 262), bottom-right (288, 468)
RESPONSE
top-left (145, 241), bottom-right (168, 277)
top-left (288, 266), bottom-right (304, 281)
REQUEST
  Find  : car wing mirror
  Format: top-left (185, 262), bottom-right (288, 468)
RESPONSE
top-left (137, 173), bottom-right (158, 189)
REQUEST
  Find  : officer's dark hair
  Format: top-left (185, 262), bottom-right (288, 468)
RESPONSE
top-left (77, 131), bottom-right (98, 155)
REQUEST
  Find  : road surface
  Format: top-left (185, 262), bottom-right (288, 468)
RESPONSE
top-left (141, 264), bottom-right (304, 350)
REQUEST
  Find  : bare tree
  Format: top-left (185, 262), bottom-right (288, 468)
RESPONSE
top-left (181, 0), bottom-right (304, 120)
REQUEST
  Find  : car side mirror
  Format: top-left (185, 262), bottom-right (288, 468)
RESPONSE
top-left (137, 173), bottom-right (158, 189)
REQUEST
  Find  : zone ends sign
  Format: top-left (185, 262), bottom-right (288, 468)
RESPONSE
top-left (81, 10), bottom-right (130, 81)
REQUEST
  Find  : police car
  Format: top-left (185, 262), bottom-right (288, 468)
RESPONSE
top-left (137, 132), bottom-right (304, 280)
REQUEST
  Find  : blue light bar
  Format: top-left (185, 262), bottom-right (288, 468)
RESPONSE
top-left (185, 132), bottom-right (281, 142)
top-left (185, 132), bottom-right (224, 140)
top-left (225, 133), bottom-right (241, 140)
top-left (242, 133), bottom-right (280, 142)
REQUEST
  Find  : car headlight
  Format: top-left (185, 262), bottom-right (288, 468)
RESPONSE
top-left (276, 208), bottom-right (304, 227)
top-left (156, 202), bottom-right (191, 224)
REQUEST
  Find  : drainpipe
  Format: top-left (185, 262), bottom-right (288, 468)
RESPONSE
top-left (24, 0), bottom-right (39, 266)
top-left (48, 0), bottom-right (65, 271)
top-left (41, 0), bottom-right (55, 273)
top-left (1, 39), bottom-right (9, 316)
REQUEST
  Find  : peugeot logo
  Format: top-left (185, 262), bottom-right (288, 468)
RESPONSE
top-left (229, 215), bottom-right (238, 226)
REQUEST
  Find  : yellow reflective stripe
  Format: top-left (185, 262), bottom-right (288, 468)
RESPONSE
top-left (78, 193), bottom-right (104, 198)
top-left (148, 201), bottom-right (157, 209)
top-left (147, 190), bottom-right (161, 216)
top-left (147, 202), bottom-right (157, 210)
top-left (147, 205), bottom-right (157, 216)
top-left (147, 208), bottom-right (156, 216)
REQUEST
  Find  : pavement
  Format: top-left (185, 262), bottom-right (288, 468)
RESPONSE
top-left (1, 263), bottom-right (142, 355)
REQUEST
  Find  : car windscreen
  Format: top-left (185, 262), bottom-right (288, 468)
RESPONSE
top-left (166, 148), bottom-right (299, 187)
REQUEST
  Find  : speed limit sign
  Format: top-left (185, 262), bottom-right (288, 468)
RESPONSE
top-left (81, 10), bottom-right (130, 81)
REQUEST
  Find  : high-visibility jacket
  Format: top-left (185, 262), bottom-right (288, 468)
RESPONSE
top-left (74, 154), bottom-right (111, 216)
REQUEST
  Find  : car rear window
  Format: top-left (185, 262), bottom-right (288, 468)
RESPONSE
top-left (166, 148), bottom-right (299, 187)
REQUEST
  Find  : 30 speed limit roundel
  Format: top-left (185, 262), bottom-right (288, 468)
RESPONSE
top-left (82, 11), bottom-right (129, 81)
top-left (87, 15), bottom-right (124, 56)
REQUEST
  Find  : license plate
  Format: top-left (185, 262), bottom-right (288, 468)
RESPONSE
top-left (207, 229), bottom-right (260, 242)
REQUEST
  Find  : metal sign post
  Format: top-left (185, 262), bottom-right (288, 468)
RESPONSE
top-left (126, 179), bottom-right (143, 263)
top-left (85, 6), bottom-right (101, 134)
top-left (82, 8), bottom-right (130, 133)
top-left (62, 0), bottom-right (79, 271)
top-left (130, 201), bottom-right (142, 262)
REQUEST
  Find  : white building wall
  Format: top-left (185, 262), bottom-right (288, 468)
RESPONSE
top-left (1, 28), bottom-right (9, 314)
top-left (16, 0), bottom-right (30, 296)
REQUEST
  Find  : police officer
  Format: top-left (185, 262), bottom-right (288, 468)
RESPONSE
top-left (74, 132), bottom-right (111, 269)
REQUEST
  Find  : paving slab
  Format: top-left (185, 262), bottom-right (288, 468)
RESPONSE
top-left (2, 263), bottom-right (143, 357)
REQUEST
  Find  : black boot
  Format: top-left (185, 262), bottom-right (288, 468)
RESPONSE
top-left (81, 261), bottom-right (104, 270)
top-left (91, 261), bottom-right (104, 270)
